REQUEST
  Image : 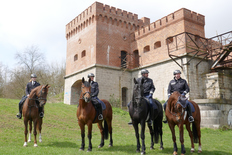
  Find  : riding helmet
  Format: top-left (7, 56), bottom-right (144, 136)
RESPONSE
top-left (141, 69), bottom-right (149, 75)
top-left (87, 73), bottom-right (95, 78)
top-left (173, 70), bottom-right (181, 75)
top-left (31, 73), bottom-right (37, 78)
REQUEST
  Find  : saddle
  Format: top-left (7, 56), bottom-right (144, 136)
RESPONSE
top-left (177, 96), bottom-right (195, 113)
top-left (91, 99), bottom-right (106, 110)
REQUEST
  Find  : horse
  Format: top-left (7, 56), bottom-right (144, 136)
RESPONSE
top-left (76, 77), bottom-right (113, 152)
top-left (165, 91), bottom-right (202, 155)
top-left (128, 78), bottom-right (164, 154)
top-left (22, 84), bottom-right (50, 147)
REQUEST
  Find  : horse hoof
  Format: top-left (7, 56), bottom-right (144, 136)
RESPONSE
top-left (198, 150), bottom-right (202, 153)
top-left (173, 151), bottom-right (177, 155)
top-left (191, 148), bottom-right (195, 152)
top-left (28, 140), bottom-right (31, 143)
top-left (39, 140), bottom-right (42, 143)
top-left (150, 147), bottom-right (154, 150)
top-left (136, 150), bottom-right (140, 153)
top-left (98, 145), bottom-right (102, 148)
top-left (108, 144), bottom-right (113, 147)
top-left (23, 142), bottom-right (27, 147)
top-left (79, 149), bottom-right (84, 151)
top-left (141, 152), bottom-right (146, 155)
top-left (87, 149), bottom-right (92, 152)
top-left (160, 146), bottom-right (164, 150)
top-left (34, 144), bottom-right (38, 147)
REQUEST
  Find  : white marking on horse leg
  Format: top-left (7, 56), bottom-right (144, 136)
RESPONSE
top-left (198, 145), bottom-right (202, 152)
top-left (34, 143), bottom-right (38, 147)
top-left (23, 142), bottom-right (27, 147)
top-left (28, 133), bottom-right (31, 142)
top-left (39, 133), bottom-right (42, 142)
top-left (184, 111), bottom-right (187, 120)
top-left (191, 147), bottom-right (195, 152)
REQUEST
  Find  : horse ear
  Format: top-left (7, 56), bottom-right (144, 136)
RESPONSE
top-left (134, 78), bottom-right (137, 84)
top-left (141, 78), bottom-right (144, 84)
top-left (45, 84), bottom-right (50, 88)
top-left (82, 77), bottom-right (85, 83)
top-left (88, 77), bottom-right (91, 84)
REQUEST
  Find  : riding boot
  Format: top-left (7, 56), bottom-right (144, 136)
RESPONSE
top-left (187, 104), bottom-right (194, 123)
top-left (163, 105), bottom-right (168, 123)
top-left (16, 102), bottom-right (23, 119)
top-left (98, 103), bottom-right (103, 120)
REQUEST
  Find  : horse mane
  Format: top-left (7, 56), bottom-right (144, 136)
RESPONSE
top-left (28, 85), bottom-right (42, 98)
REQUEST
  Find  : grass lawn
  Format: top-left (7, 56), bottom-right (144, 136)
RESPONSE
top-left (0, 98), bottom-right (231, 155)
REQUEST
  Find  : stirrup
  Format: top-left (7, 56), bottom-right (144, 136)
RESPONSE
top-left (16, 113), bottom-right (22, 119)
top-left (98, 114), bottom-right (103, 120)
top-left (188, 116), bottom-right (194, 122)
top-left (39, 112), bottom-right (44, 118)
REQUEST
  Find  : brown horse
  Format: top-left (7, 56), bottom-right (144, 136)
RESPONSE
top-left (76, 77), bottom-right (113, 152)
top-left (165, 91), bottom-right (202, 155)
top-left (22, 84), bottom-right (50, 147)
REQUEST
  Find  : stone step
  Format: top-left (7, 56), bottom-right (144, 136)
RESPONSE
top-left (200, 110), bottom-right (221, 117)
top-left (199, 105), bottom-right (216, 110)
top-left (200, 124), bottom-right (220, 129)
top-left (201, 116), bottom-right (220, 124)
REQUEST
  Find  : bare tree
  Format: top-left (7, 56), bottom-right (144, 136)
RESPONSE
top-left (15, 45), bottom-right (45, 74)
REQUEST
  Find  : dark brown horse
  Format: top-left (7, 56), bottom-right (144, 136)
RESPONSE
top-left (76, 77), bottom-right (113, 152)
top-left (22, 84), bottom-right (50, 147)
top-left (165, 91), bottom-right (202, 155)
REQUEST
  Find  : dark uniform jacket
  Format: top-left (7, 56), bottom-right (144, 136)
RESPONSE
top-left (90, 81), bottom-right (99, 97)
top-left (167, 77), bottom-right (189, 96)
top-left (137, 77), bottom-right (155, 95)
top-left (26, 81), bottom-right (40, 96)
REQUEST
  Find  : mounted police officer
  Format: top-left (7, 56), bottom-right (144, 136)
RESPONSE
top-left (128, 69), bottom-right (157, 126)
top-left (16, 74), bottom-right (44, 119)
top-left (88, 73), bottom-right (104, 120)
top-left (163, 70), bottom-right (194, 123)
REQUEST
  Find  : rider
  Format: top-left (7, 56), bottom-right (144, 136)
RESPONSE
top-left (128, 69), bottom-right (157, 126)
top-left (16, 73), bottom-right (44, 119)
top-left (163, 70), bottom-right (194, 123)
top-left (88, 73), bottom-right (104, 120)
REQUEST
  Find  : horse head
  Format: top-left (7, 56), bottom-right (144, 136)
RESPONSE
top-left (132, 78), bottom-right (144, 107)
top-left (168, 91), bottom-right (186, 122)
top-left (81, 77), bottom-right (91, 103)
top-left (29, 84), bottom-right (50, 107)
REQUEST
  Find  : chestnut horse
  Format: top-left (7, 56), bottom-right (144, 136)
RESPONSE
top-left (76, 77), bottom-right (113, 152)
top-left (165, 91), bottom-right (202, 155)
top-left (22, 84), bottom-right (50, 147)
top-left (129, 78), bottom-right (164, 154)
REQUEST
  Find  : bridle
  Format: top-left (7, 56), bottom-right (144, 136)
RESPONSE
top-left (28, 85), bottom-right (47, 102)
top-left (167, 96), bottom-right (185, 117)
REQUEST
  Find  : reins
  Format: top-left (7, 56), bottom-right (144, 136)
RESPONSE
top-left (167, 96), bottom-right (185, 117)
top-left (28, 86), bottom-right (47, 102)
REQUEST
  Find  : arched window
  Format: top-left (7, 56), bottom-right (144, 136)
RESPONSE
top-left (81, 50), bottom-right (86, 58)
top-left (121, 51), bottom-right (127, 68)
top-left (121, 87), bottom-right (128, 107)
top-left (143, 45), bottom-right (150, 53)
top-left (74, 54), bottom-right (78, 61)
top-left (154, 41), bottom-right (161, 49)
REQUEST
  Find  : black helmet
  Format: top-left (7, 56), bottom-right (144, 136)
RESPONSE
top-left (87, 73), bottom-right (95, 78)
top-left (173, 70), bottom-right (181, 75)
top-left (31, 74), bottom-right (37, 78)
top-left (141, 69), bottom-right (149, 75)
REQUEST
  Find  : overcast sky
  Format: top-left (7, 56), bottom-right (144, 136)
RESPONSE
top-left (0, 0), bottom-right (231, 69)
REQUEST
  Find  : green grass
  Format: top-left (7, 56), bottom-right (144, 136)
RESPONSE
top-left (0, 98), bottom-right (232, 155)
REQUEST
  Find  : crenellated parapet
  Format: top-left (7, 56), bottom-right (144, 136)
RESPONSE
top-left (66, 1), bottom-right (150, 40)
top-left (134, 8), bottom-right (205, 39)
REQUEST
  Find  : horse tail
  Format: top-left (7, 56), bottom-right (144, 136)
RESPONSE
top-left (104, 120), bottom-right (109, 140)
top-left (153, 118), bottom-right (162, 143)
top-left (192, 122), bottom-right (199, 143)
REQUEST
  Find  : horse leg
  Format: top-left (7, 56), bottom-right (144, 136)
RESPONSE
top-left (147, 123), bottom-right (154, 149)
top-left (195, 121), bottom-right (202, 153)
top-left (87, 123), bottom-right (93, 152)
top-left (168, 124), bottom-right (177, 155)
top-left (28, 120), bottom-right (32, 142)
top-left (158, 120), bottom-right (164, 150)
top-left (179, 125), bottom-right (186, 155)
top-left (38, 118), bottom-right (42, 142)
top-left (23, 119), bottom-right (28, 147)
top-left (186, 123), bottom-right (194, 152)
top-left (133, 122), bottom-right (140, 153)
top-left (97, 121), bottom-right (104, 148)
top-left (106, 119), bottom-right (113, 147)
top-left (140, 121), bottom-right (146, 155)
top-left (33, 120), bottom-right (38, 147)
top-left (78, 122), bottom-right (85, 151)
